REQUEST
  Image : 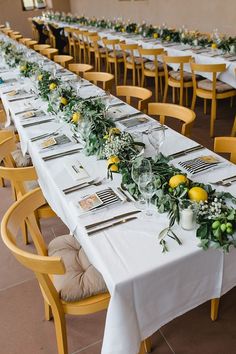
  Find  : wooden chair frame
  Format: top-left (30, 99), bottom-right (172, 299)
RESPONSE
top-left (84, 71), bottom-right (114, 91)
top-left (41, 48), bottom-right (58, 60)
top-left (214, 137), bottom-right (236, 163)
top-left (120, 43), bottom-right (142, 86)
top-left (191, 62), bottom-right (236, 137)
top-left (103, 38), bottom-right (124, 86)
top-left (148, 102), bottom-right (196, 137)
top-left (68, 63), bottom-right (93, 77)
top-left (116, 85), bottom-right (152, 112)
top-left (53, 55), bottom-right (74, 68)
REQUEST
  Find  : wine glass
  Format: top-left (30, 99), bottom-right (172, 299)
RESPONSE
top-left (148, 125), bottom-right (165, 157)
top-left (138, 174), bottom-right (156, 217)
top-left (131, 157), bottom-right (152, 184)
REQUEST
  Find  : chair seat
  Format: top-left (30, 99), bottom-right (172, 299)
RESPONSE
top-left (109, 50), bottom-right (123, 58)
top-left (48, 234), bottom-right (107, 302)
top-left (12, 143), bottom-right (32, 167)
top-left (197, 79), bottom-right (235, 93)
top-left (126, 56), bottom-right (148, 65)
top-left (169, 70), bottom-right (193, 82)
top-left (144, 61), bottom-right (164, 72)
top-left (98, 47), bottom-right (107, 54)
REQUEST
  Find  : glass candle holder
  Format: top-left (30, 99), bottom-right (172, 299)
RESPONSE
top-left (180, 207), bottom-right (195, 230)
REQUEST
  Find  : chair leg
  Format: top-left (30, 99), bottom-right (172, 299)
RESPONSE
top-left (230, 96), bottom-right (233, 108)
top-left (137, 68), bottom-right (140, 87)
top-left (0, 177), bottom-right (5, 188)
top-left (124, 67), bottom-right (127, 85)
top-left (204, 98), bottom-right (207, 114)
top-left (179, 87), bottom-right (183, 106)
top-left (172, 87), bottom-right (175, 103)
top-left (210, 99), bottom-right (217, 138)
top-left (163, 84), bottom-right (168, 103)
top-left (133, 68), bottom-right (136, 86)
top-left (231, 116), bottom-right (236, 136)
top-left (44, 301), bottom-right (53, 321)
top-left (191, 92), bottom-right (196, 111)
top-left (138, 341), bottom-right (146, 354)
top-left (159, 76), bottom-right (163, 98)
top-left (114, 62), bottom-right (118, 86)
top-left (186, 88), bottom-right (189, 106)
top-left (53, 309), bottom-right (68, 354)
top-left (144, 337), bottom-right (152, 353)
top-left (21, 221), bottom-right (29, 245)
top-left (211, 298), bottom-right (220, 321)
top-left (155, 76), bottom-right (158, 102)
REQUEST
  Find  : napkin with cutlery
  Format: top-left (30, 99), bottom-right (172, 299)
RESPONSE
top-left (64, 158), bottom-right (90, 181)
top-left (178, 155), bottom-right (226, 176)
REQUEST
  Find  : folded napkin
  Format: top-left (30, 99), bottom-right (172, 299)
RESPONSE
top-left (64, 158), bottom-right (90, 181)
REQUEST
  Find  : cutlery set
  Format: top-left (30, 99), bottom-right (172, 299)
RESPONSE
top-left (179, 156), bottom-right (222, 175)
top-left (210, 175), bottom-right (236, 186)
top-left (30, 128), bottom-right (61, 142)
top-left (42, 147), bottom-right (82, 161)
top-left (22, 118), bottom-right (54, 128)
top-left (169, 144), bottom-right (205, 158)
top-left (114, 111), bottom-right (144, 122)
top-left (63, 178), bottom-right (103, 194)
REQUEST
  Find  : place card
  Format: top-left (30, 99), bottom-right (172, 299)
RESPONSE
top-left (78, 193), bottom-right (103, 212)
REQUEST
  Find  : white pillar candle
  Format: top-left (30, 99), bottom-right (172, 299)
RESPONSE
top-left (181, 208), bottom-right (194, 230)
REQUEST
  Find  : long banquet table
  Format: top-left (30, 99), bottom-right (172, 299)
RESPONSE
top-left (39, 17), bottom-right (236, 89)
top-left (1, 38), bottom-right (236, 354)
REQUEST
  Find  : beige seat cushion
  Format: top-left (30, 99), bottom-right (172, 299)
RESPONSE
top-left (11, 143), bottom-right (32, 167)
top-left (109, 50), bottom-right (123, 58)
top-left (126, 56), bottom-right (148, 65)
top-left (24, 179), bottom-right (39, 191)
top-left (48, 234), bottom-right (107, 302)
top-left (144, 61), bottom-right (164, 72)
top-left (169, 70), bottom-right (193, 82)
top-left (197, 79), bottom-right (235, 93)
top-left (98, 47), bottom-right (107, 54)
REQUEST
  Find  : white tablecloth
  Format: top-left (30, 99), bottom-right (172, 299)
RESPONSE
top-left (1, 44), bottom-right (236, 354)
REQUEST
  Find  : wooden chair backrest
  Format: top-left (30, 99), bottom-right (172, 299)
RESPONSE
top-left (0, 133), bottom-right (16, 168)
top-left (34, 44), bottom-right (51, 52)
top-left (214, 137), bottom-right (236, 164)
top-left (25, 40), bottom-right (38, 49)
top-left (1, 188), bottom-right (66, 321)
top-left (41, 48), bottom-right (58, 59)
top-left (191, 62), bottom-right (226, 99)
top-left (83, 71), bottom-right (114, 90)
top-left (148, 102), bottom-right (196, 137)
top-left (163, 55), bottom-right (192, 83)
top-left (68, 63), bottom-right (93, 76)
top-left (116, 85), bottom-right (152, 112)
top-left (102, 38), bottom-right (121, 59)
top-left (53, 55), bottom-right (73, 68)
top-left (119, 43), bottom-right (139, 64)
top-left (19, 37), bottom-right (31, 44)
top-left (139, 47), bottom-right (165, 73)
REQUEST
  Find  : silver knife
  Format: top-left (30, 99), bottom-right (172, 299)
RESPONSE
top-left (114, 111), bottom-right (144, 122)
top-left (87, 216), bottom-right (138, 235)
top-left (86, 210), bottom-right (141, 230)
top-left (169, 145), bottom-right (204, 158)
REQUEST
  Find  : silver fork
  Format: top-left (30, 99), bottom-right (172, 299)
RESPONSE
top-left (210, 175), bottom-right (236, 186)
top-left (63, 178), bottom-right (103, 194)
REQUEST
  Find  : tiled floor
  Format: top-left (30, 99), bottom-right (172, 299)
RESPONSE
top-left (0, 69), bottom-right (236, 354)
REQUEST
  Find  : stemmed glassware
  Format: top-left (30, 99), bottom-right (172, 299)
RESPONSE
top-left (131, 157), bottom-right (152, 209)
top-left (148, 125), bottom-right (165, 157)
top-left (138, 174), bottom-right (156, 217)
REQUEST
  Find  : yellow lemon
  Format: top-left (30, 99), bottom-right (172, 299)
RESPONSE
top-left (169, 174), bottom-right (188, 189)
top-left (211, 43), bottom-right (217, 49)
top-left (60, 97), bottom-right (68, 105)
top-left (153, 33), bottom-right (158, 39)
top-left (110, 164), bottom-right (119, 172)
top-left (72, 112), bottom-right (81, 124)
top-left (37, 74), bottom-right (43, 81)
top-left (109, 127), bottom-right (121, 136)
top-left (166, 36), bottom-right (171, 41)
top-left (188, 186), bottom-right (208, 202)
top-left (121, 28), bottom-right (125, 33)
top-left (20, 65), bottom-right (26, 71)
top-left (49, 82), bottom-right (57, 90)
top-left (108, 156), bottom-right (120, 165)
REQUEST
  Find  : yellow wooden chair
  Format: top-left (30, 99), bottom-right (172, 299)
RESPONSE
top-left (148, 102), bottom-right (196, 137)
top-left (41, 47), bottom-right (58, 60)
top-left (12, 34), bottom-right (23, 41)
top-left (214, 137), bottom-right (236, 163)
top-left (68, 63), bottom-right (93, 77)
top-left (90, 35), bottom-right (107, 71)
top-left (19, 37), bottom-right (32, 45)
top-left (83, 71), bottom-right (114, 91)
top-left (163, 55), bottom-right (193, 107)
top-left (191, 63), bottom-right (236, 137)
top-left (119, 43), bottom-right (145, 86)
top-left (64, 27), bottom-right (77, 58)
top-left (25, 40), bottom-right (38, 49)
top-left (102, 38), bottom-right (124, 86)
top-left (0, 135), bottom-right (56, 244)
top-left (86, 32), bottom-right (98, 65)
top-left (34, 44), bottom-right (51, 53)
top-left (1, 187), bottom-right (110, 354)
top-left (139, 47), bottom-right (165, 102)
top-left (9, 31), bottom-right (20, 38)
top-left (1, 187), bottom-right (151, 354)
top-left (116, 86), bottom-right (152, 113)
top-left (78, 30), bottom-right (90, 63)
top-left (53, 55), bottom-right (74, 68)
